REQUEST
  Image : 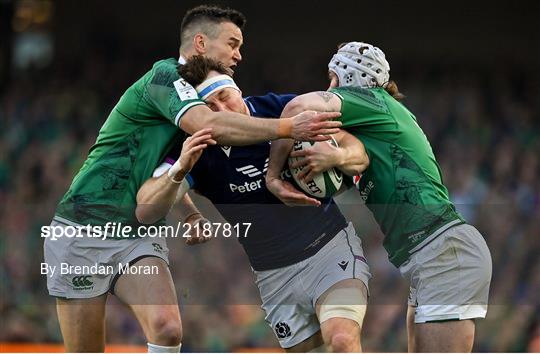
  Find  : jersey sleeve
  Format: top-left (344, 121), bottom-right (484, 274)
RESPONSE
top-left (330, 87), bottom-right (394, 131)
top-left (143, 61), bottom-right (206, 126)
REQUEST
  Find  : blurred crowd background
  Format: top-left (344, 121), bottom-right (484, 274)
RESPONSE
top-left (0, 0), bottom-right (538, 352)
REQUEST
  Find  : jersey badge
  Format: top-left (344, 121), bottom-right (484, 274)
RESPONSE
top-left (173, 79), bottom-right (198, 101)
top-left (220, 146), bottom-right (231, 157)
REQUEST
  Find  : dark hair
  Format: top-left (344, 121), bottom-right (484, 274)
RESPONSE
top-left (178, 55), bottom-right (233, 88)
top-left (180, 5), bottom-right (246, 43)
top-left (385, 80), bottom-right (405, 101)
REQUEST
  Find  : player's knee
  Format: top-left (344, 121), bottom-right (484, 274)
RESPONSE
top-left (320, 315), bottom-right (361, 352)
top-left (148, 315), bottom-right (182, 346)
top-left (328, 331), bottom-right (358, 352)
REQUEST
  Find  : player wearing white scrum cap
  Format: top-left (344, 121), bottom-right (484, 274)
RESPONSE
top-left (267, 41), bottom-right (492, 352)
top-left (328, 41), bottom-right (391, 88)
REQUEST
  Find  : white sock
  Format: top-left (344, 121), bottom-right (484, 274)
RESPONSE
top-left (147, 342), bottom-right (181, 353)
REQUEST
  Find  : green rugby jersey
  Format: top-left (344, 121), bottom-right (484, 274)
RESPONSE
top-left (55, 58), bottom-right (205, 229)
top-left (331, 87), bottom-right (465, 267)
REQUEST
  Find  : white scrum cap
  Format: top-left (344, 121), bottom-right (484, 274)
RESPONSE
top-left (328, 42), bottom-right (390, 88)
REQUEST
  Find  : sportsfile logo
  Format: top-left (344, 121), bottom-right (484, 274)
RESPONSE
top-left (235, 158), bottom-right (269, 177)
top-left (72, 275), bottom-right (94, 290)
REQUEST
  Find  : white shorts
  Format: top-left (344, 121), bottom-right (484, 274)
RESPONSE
top-left (254, 222), bottom-right (371, 348)
top-left (44, 219), bottom-right (169, 299)
top-left (399, 223), bottom-right (492, 323)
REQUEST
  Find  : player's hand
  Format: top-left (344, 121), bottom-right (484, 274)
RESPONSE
top-left (291, 111), bottom-right (342, 142)
top-left (178, 128), bottom-right (217, 175)
top-left (184, 213), bottom-right (213, 246)
top-left (265, 176), bottom-right (321, 207)
top-left (289, 140), bottom-right (341, 181)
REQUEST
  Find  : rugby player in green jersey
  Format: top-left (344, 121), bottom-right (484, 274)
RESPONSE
top-left (44, 6), bottom-right (341, 353)
top-left (266, 42), bottom-right (492, 352)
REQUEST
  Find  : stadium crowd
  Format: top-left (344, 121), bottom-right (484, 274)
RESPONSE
top-left (1, 47), bottom-right (539, 352)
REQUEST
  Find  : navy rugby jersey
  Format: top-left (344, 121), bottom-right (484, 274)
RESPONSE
top-left (165, 93), bottom-right (347, 270)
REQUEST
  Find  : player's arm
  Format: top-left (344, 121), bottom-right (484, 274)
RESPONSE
top-left (179, 104), bottom-right (342, 145)
top-left (136, 174), bottom-right (186, 224)
top-left (146, 69), bottom-right (340, 144)
top-left (137, 174), bottom-right (213, 245)
top-left (267, 91), bottom-right (344, 178)
top-left (266, 92), bottom-right (343, 206)
top-left (332, 130), bottom-right (370, 175)
top-left (289, 129), bottom-right (370, 181)
top-left (290, 92), bottom-right (369, 176)
top-left (135, 129), bottom-right (215, 224)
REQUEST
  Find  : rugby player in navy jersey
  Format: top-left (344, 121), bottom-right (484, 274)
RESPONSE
top-left (136, 56), bottom-right (372, 352)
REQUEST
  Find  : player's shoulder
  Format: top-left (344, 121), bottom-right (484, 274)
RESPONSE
top-left (146, 58), bottom-right (182, 86)
top-left (330, 86), bottom-right (385, 99)
top-left (331, 86), bottom-right (390, 113)
top-left (244, 92), bottom-right (296, 118)
top-left (151, 58), bottom-right (179, 71)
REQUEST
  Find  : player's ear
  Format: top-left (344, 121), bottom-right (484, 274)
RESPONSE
top-left (193, 33), bottom-right (207, 54)
top-left (328, 76), bottom-right (339, 90)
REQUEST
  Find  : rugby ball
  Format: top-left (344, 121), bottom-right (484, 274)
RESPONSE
top-left (288, 137), bottom-right (343, 198)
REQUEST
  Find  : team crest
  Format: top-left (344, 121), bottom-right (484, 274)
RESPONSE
top-left (274, 322), bottom-right (292, 339)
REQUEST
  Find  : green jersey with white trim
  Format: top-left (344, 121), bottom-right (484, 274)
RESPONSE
top-left (331, 86), bottom-right (465, 267)
top-left (55, 58), bottom-right (205, 228)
